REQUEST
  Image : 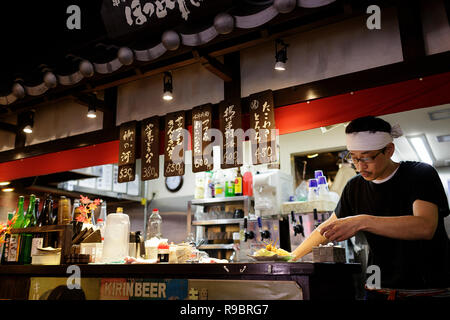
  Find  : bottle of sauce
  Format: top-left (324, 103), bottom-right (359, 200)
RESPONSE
top-left (234, 167), bottom-right (243, 196)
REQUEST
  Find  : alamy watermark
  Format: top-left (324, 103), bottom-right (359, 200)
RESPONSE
top-left (169, 127), bottom-right (279, 166)
top-left (367, 5), bottom-right (381, 30)
top-left (366, 264), bottom-right (381, 289)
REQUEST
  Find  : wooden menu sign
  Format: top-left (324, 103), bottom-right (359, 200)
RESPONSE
top-left (118, 121), bottom-right (137, 183)
top-left (192, 104), bottom-right (213, 173)
top-left (219, 99), bottom-right (243, 169)
top-left (164, 111), bottom-right (186, 177)
top-left (141, 116), bottom-right (160, 181)
top-left (248, 90), bottom-right (277, 165)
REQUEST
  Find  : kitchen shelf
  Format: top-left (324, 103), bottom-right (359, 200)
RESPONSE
top-left (192, 219), bottom-right (244, 226)
top-left (191, 196), bottom-right (254, 206)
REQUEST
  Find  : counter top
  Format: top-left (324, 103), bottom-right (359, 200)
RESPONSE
top-left (0, 262), bottom-right (361, 277)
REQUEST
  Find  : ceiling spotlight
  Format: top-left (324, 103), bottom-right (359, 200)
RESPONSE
top-left (87, 106), bottom-right (97, 119)
top-left (23, 125), bottom-right (33, 134)
top-left (21, 110), bottom-right (34, 134)
top-left (0, 181), bottom-right (11, 186)
top-left (1, 188), bottom-right (14, 193)
top-left (163, 71), bottom-right (173, 101)
top-left (274, 39), bottom-right (288, 71)
top-left (307, 153), bottom-right (319, 159)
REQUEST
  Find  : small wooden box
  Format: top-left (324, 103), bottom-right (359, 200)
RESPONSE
top-left (312, 246), bottom-right (346, 263)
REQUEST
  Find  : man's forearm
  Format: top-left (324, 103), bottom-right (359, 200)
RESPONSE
top-left (359, 214), bottom-right (436, 240)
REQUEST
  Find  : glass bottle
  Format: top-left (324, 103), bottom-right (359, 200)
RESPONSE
top-left (23, 194), bottom-right (36, 228)
top-left (234, 167), bottom-right (243, 196)
top-left (1, 212), bottom-right (14, 265)
top-left (31, 198), bottom-right (44, 258)
top-left (7, 196), bottom-right (25, 264)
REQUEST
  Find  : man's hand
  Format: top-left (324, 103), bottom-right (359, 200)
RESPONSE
top-left (319, 216), bottom-right (365, 242)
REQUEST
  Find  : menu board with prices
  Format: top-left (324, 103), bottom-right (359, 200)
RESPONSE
top-left (248, 90), bottom-right (277, 165)
top-left (192, 104), bottom-right (213, 173)
top-left (164, 111), bottom-right (186, 177)
top-left (141, 116), bottom-right (160, 181)
top-left (118, 121), bottom-right (137, 183)
top-left (219, 99), bottom-right (243, 169)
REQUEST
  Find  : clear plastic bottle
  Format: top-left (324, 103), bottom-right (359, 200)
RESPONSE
top-left (99, 200), bottom-right (107, 223)
top-left (147, 208), bottom-right (162, 239)
top-left (96, 218), bottom-right (106, 241)
top-left (317, 176), bottom-right (330, 201)
top-left (308, 179), bottom-right (319, 201)
top-left (214, 170), bottom-right (225, 198)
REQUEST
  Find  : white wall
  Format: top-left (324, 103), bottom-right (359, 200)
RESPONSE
top-left (116, 63), bottom-right (224, 125)
top-left (421, 0), bottom-right (450, 55)
top-left (240, 7), bottom-right (403, 97)
top-left (25, 99), bottom-right (103, 146)
top-left (0, 114), bottom-right (16, 151)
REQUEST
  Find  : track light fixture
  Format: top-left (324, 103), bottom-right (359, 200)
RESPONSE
top-left (163, 71), bottom-right (173, 101)
top-left (87, 105), bottom-right (97, 119)
top-left (22, 110), bottom-right (34, 134)
top-left (87, 94), bottom-right (97, 118)
top-left (274, 39), bottom-right (289, 71)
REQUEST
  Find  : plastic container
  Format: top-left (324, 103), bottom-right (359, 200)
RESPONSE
top-left (101, 209), bottom-right (130, 263)
top-left (214, 171), bottom-right (225, 198)
top-left (243, 170), bottom-right (253, 196)
top-left (314, 170), bottom-right (324, 179)
top-left (225, 170), bottom-right (235, 197)
top-left (147, 208), bottom-right (162, 239)
top-left (308, 179), bottom-right (319, 201)
top-left (317, 176), bottom-right (330, 201)
top-left (96, 218), bottom-right (105, 241)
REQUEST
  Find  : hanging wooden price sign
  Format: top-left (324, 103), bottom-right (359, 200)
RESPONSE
top-left (192, 104), bottom-right (213, 173)
top-left (248, 90), bottom-right (277, 165)
top-left (164, 111), bottom-right (186, 177)
top-left (118, 121), bottom-right (137, 183)
top-left (141, 116), bottom-right (160, 181)
top-left (219, 98), bottom-right (243, 169)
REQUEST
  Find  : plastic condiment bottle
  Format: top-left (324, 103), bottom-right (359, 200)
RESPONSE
top-left (214, 171), bottom-right (225, 198)
top-left (243, 168), bottom-right (253, 196)
top-left (308, 179), bottom-right (319, 201)
top-left (317, 176), bottom-right (330, 201)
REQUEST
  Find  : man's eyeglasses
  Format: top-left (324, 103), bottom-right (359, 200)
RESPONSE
top-left (344, 147), bottom-right (386, 165)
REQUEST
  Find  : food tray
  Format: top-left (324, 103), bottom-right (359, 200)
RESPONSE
top-left (248, 254), bottom-right (293, 262)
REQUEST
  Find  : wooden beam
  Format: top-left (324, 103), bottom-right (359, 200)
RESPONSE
top-left (103, 87), bottom-right (117, 130)
top-left (201, 56), bottom-right (233, 82)
top-left (444, 0), bottom-right (450, 26)
top-left (223, 52), bottom-right (241, 101)
top-left (0, 122), bottom-right (17, 133)
top-left (397, 0), bottom-right (426, 61)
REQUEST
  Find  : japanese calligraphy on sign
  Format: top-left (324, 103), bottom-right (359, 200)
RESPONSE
top-left (191, 104), bottom-right (213, 173)
top-left (141, 116), bottom-right (160, 181)
top-left (101, 0), bottom-right (232, 39)
top-left (164, 111), bottom-right (186, 177)
top-left (248, 90), bottom-right (277, 165)
top-left (118, 121), bottom-right (137, 182)
top-left (219, 99), bottom-right (243, 169)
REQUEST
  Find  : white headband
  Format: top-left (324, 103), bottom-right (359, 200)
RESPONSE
top-left (346, 124), bottom-right (403, 151)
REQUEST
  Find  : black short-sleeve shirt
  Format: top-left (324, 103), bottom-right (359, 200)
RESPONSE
top-left (335, 161), bottom-right (450, 289)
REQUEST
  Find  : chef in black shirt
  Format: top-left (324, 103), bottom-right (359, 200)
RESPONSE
top-left (291, 116), bottom-right (450, 299)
